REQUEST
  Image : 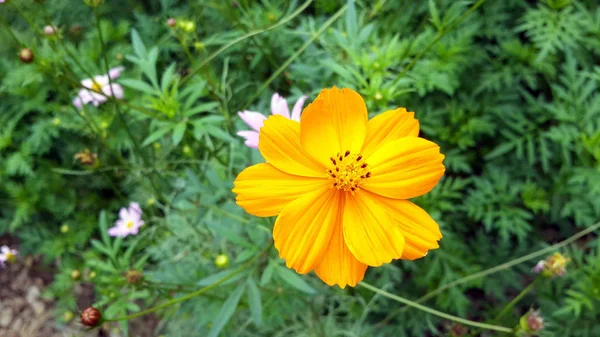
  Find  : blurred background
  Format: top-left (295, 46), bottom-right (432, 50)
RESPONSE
top-left (1, 0), bottom-right (599, 336)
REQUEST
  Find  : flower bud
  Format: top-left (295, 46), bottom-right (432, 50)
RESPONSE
top-left (147, 198), bottom-right (155, 206)
top-left (182, 145), bottom-right (191, 154)
top-left (374, 92), bottom-right (383, 101)
top-left (214, 254), bottom-right (229, 268)
top-left (71, 269), bottom-right (81, 280)
top-left (194, 41), bottom-right (204, 51)
top-left (167, 18), bottom-right (176, 27)
top-left (517, 309), bottom-right (544, 336)
top-left (19, 48), bottom-right (35, 64)
top-left (44, 25), bottom-right (58, 36)
top-left (63, 311), bottom-right (74, 322)
top-left (533, 252), bottom-right (570, 278)
top-left (89, 271), bottom-right (97, 279)
top-left (60, 224), bottom-right (69, 233)
top-left (80, 307), bottom-right (101, 326)
top-left (74, 149), bottom-right (98, 166)
top-left (126, 269), bottom-right (144, 285)
top-left (69, 24), bottom-right (82, 37)
top-left (52, 117), bottom-right (62, 126)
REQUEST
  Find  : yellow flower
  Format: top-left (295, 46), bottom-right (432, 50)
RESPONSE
top-left (233, 87), bottom-right (445, 288)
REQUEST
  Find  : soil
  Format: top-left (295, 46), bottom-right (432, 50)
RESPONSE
top-left (0, 235), bottom-right (159, 337)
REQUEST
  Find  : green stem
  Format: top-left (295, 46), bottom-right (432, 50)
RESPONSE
top-left (494, 278), bottom-right (540, 322)
top-left (376, 221), bottom-right (600, 328)
top-left (179, 0), bottom-right (313, 86)
top-left (240, 3), bottom-right (348, 111)
top-left (359, 282), bottom-right (513, 333)
top-left (92, 7), bottom-right (167, 203)
top-left (105, 246), bottom-right (270, 322)
top-left (390, 0), bottom-right (486, 87)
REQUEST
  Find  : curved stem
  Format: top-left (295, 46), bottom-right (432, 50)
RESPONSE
top-left (179, 0), bottom-right (313, 86)
top-left (105, 245), bottom-right (269, 322)
top-left (376, 221), bottom-right (600, 326)
top-left (240, 3), bottom-right (348, 111)
top-left (359, 282), bottom-right (513, 333)
top-left (390, 0), bottom-right (486, 87)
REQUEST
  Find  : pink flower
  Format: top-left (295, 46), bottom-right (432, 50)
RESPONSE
top-left (0, 245), bottom-right (18, 268)
top-left (532, 260), bottom-right (545, 274)
top-left (108, 202), bottom-right (145, 238)
top-left (73, 67), bottom-right (125, 109)
top-left (237, 93), bottom-right (307, 148)
top-left (44, 25), bottom-right (58, 36)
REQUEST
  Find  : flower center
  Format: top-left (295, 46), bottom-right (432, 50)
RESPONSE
top-left (90, 81), bottom-right (103, 93)
top-left (5, 252), bottom-right (15, 262)
top-left (126, 220), bottom-right (134, 229)
top-left (327, 150), bottom-right (371, 193)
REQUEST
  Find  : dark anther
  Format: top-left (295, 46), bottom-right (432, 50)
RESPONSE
top-left (330, 157), bottom-right (336, 165)
top-left (339, 155), bottom-right (343, 161)
top-left (344, 150), bottom-right (350, 157)
top-left (366, 172), bottom-right (371, 178)
top-left (351, 187), bottom-right (355, 191)
top-left (356, 155), bottom-right (362, 161)
top-left (336, 167), bottom-right (340, 172)
top-left (332, 174), bottom-right (336, 178)
top-left (361, 163), bottom-right (367, 168)
top-left (333, 182), bottom-right (337, 186)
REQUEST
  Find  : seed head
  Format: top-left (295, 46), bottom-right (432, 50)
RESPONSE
top-left (19, 48), bottom-right (34, 63)
top-left (80, 307), bottom-right (101, 326)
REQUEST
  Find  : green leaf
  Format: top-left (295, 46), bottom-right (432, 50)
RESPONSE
top-left (142, 125), bottom-right (174, 147)
top-left (120, 79), bottom-right (158, 95)
top-left (207, 284), bottom-right (246, 337)
top-left (429, 0), bottom-right (442, 30)
top-left (345, 0), bottom-right (358, 41)
top-left (247, 278), bottom-right (262, 326)
top-left (484, 142), bottom-right (516, 160)
top-left (99, 211), bottom-right (110, 246)
top-left (275, 265), bottom-right (316, 294)
top-left (131, 29), bottom-right (147, 58)
top-left (161, 63), bottom-right (177, 93)
top-left (260, 262), bottom-right (275, 286)
top-left (184, 102), bottom-right (221, 117)
top-left (172, 122), bottom-right (187, 146)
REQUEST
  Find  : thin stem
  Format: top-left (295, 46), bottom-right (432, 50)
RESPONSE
top-left (390, 0), bottom-right (486, 87)
top-left (240, 4), bottom-right (348, 111)
top-left (179, 0), bottom-right (313, 86)
top-left (359, 282), bottom-right (513, 333)
top-left (494, 277), bottom-right (540, 322)
top-left (376, 221), bottom-right (600, 327)
top-left (105, 245), bottom-right (270, 322)
top-left (92, 7), bottom-right (167, 203)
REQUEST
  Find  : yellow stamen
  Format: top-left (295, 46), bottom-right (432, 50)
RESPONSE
top-left (327, 151), bottom-right (371, 193)
top-left (90, 81), bottom-right (103, 93)
top-left (126, 220), bottom-right (134, 229)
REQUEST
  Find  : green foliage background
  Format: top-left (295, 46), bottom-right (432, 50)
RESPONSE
top-left (1, 0), bottom-right (600, 336)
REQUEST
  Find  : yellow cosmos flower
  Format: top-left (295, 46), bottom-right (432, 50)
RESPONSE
top-left (233, 87), bottom-right (445, 288)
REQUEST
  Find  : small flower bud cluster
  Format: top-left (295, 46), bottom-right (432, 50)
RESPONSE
top-left (532, 252), bottom-right (570, 278)
top-left (74, 149), bottom-right (98, 166)
top-left (515, 309), bottom-right (544, 337)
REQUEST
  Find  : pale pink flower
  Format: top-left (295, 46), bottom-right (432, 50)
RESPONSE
top-left (73, 67), bottom-right (125, 109)
top-left (0, 245), bottom-right (18, 268)
top-left (108, 202), bottom-right (144, 238)
top-left (532, 260), bottom-right (545, 274)
top-left (237, 93), bottom-right (307, 148)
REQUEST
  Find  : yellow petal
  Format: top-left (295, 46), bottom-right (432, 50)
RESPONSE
top-left (273, 187), bottom-right (342, 274)
top-left (363, 137), bottom-right (445, 199)
top-left (315, 215), bottom-right (368, 289)
top-left (300, 87), bottom-right (368, 166)
top-left (342, 191), bottom-right (405, 266)
top-left (361, 108), bottom-right (419, 158)
top-left (377, 198), bottom-right (442, 260)
top-left (233, 163), bottom-right (329, 217)
top-left (259, 115), bottom-right (326, 177)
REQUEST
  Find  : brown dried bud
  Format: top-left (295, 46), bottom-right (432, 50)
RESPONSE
top-left (125, 269), bottom-right (143, 285)
top-left (167, 18), bottom-right (176, 27)
top-left (80, 307), bottom-right (101, 326)
top-left (74, 149), bottom-right (98, 166)
top-left (19, 48), bottom-right (34, 64)
top-left (69, 24), bottom-right (82, 36)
